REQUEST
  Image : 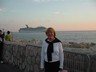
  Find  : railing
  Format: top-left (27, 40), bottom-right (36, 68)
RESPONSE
top-left (3, 42), bottom-right (96, 72)
top-left (64, 51), bottom-right (90, 72)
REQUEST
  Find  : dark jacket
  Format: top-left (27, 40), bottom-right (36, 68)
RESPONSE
top-left (0, 33), bottom-right (4, 45)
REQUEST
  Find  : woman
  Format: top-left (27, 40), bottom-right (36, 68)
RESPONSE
top-left (40, 27), bottom-right (64, 72)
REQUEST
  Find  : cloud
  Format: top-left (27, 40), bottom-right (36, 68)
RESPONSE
top-left (33, 0), bottom-right (40, 2)
top-left (54, 11), bottom-right (60, 15)
top-left (33, 0), bottom-right (48, 2)
top-left (0, 8), bottom-right (16, 13)
top-left (0, 8), bottom-right (5, 12)
top-left (0, 8), bottom-right (4, 12)
top-left (32, 0), bottom-right (65, 2)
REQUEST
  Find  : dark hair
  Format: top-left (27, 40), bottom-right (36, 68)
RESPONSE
top-left (0, 30), bottom-right (2, 32)
top-left (7, 31), bottom-right (10, 34)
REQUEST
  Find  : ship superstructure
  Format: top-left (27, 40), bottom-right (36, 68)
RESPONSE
top-left (19, 25), bottom-right (47, 33)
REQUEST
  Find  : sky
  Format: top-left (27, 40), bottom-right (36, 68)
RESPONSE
top-left (0, 0), bottom-right (96, 32)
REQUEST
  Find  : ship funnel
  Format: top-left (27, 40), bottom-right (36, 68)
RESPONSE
top-left (26, 25), bottom-right (29, 28)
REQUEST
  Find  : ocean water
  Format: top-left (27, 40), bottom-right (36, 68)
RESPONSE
top-left (12, 31), bottom-right (96, 43)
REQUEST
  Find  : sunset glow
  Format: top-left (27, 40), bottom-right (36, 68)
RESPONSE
top-left (0, 0), bottom-right (96, 32)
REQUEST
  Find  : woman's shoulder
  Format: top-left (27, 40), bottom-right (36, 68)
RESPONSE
top-left (54, 38), bottom-right (61, 43)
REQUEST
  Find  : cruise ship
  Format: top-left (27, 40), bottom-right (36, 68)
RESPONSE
top-left (19, 25), bottom-right (47, 33)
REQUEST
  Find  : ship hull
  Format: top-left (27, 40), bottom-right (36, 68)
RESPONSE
top-left (19, 27), bottom-right (46, 33)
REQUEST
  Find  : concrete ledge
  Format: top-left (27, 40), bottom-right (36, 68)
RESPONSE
top-left (3, 42), bottom-right (96, 72)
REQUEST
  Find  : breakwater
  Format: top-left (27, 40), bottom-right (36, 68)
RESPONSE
top-left (3, 41), bottom-right (96, 72)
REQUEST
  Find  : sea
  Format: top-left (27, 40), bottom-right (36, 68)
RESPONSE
top-left (12, 30), bottom-right (96, 43)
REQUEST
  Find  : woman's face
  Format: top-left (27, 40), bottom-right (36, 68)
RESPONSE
top-left (46, 30), bottom-right (55, 39)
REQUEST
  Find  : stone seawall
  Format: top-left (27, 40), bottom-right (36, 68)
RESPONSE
top-left (3, 42), bottom-right (96, 72)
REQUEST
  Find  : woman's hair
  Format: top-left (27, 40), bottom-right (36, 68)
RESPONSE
top-left (45, 27), bottom-right (56, 37)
